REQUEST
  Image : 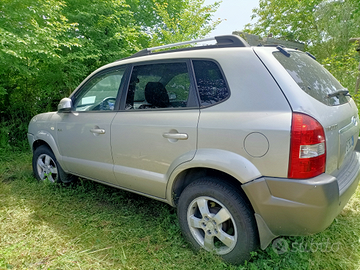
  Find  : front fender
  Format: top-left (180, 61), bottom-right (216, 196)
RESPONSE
top-left (29, 129), bottom-right (68, 171)
top-left (166, 148), bottom-right (262, 202)
top-left (28, 112), bottom-right (68, 169)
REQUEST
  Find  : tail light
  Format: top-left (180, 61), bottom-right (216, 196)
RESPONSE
top-left (288, 113), bottom-right (326, 179)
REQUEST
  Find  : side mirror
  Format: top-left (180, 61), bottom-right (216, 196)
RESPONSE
top-left (58, 98), bottom-right (72, 112)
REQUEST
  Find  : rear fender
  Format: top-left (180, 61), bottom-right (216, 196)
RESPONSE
top-left (166, 148), bottom-right (261, 203)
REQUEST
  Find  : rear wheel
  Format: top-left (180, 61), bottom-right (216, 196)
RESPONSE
top-left (32, 145), bottom-right (74, 184)
top-left (177, 178), bottom-right (258, 265)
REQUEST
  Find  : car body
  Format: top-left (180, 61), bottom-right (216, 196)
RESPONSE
top-left (28, 35), bottom-right (360, 265)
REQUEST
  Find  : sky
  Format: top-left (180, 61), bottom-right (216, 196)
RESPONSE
top-left (204, 0), bottom-right (260, 37)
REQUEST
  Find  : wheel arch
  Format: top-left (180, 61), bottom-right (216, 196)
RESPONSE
top-left (32, 139), bottom-right (51, 152)
top-left (30, 131), bottom-right (66, 170)
top-left (171, 168), bottom-right (255, 210)
top-left (166, 149), bottom-right (262, 207)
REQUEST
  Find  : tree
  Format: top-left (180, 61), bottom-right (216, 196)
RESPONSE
top-left (247, 0), bottom-right (323, 44)
top-left (0, 0), bottom-right (220, 149)
top-left (0, 0), bottom-right (80, 148)
top-left (125, 0), bottom-right (221, 45)
top-left (143, 0), bottom-right (221, 46)
top-left (0, 0), bottom-right (78, 101)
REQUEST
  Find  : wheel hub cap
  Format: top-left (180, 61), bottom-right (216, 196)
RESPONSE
top-left (36, 153), bottom-right (58, 182)
top-left (187, 196), bottom-right (237, 255)
top-left (202, 215), bottom-right (218, 235)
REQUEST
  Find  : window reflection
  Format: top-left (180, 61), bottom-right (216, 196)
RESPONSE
top-left (273, 51), bottom-right (349, 106)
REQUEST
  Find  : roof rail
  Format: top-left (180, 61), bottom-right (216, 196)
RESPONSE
top-left (131, 35), bottom-right (250, 58)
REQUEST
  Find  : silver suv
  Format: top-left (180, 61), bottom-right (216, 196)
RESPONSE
top-left (28, 35), bottom-right (360, 265)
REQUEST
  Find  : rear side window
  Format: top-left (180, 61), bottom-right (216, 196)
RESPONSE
top-left (273, 51), bottom-right (349, 106)
top-left (192, 60), bottom-right (229, 107)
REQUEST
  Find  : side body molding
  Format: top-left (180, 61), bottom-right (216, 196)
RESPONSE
top-left (166, 148), bottom-right (262, 203)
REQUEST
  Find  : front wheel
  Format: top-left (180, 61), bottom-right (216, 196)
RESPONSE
top-left (177, 178), bottom-right (259, 265)
top-left (32, 145), bottom-right (74, 184)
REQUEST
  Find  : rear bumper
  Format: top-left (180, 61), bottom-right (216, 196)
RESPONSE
top-left (242, 151), bottom-right (360, 249)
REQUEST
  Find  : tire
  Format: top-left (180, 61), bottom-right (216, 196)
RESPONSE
top-left (32, 145), bottom-right (74, 184)
top-left (177, 178), bottom-right (259, 265)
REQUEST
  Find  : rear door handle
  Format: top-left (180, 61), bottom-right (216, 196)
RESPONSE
top-left (162, 132), bottom-right (188, 140)
top-left (90, 128), bottom-right (106, 135)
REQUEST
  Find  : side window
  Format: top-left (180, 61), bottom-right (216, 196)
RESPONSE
top-left (74, 67), bottom-right (126, 111)
top-left (166, 73), bottom-right (191, 104)
top-left (125, 62), bottom-right (190, 110)
top-left (192, 60), bottom-right (229, 107)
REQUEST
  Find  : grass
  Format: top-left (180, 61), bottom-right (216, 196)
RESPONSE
top-left (1, 150), bottom-right (360, 269)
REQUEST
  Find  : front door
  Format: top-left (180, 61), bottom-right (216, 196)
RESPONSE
top-left (57, 66), bottom-right (127, 184)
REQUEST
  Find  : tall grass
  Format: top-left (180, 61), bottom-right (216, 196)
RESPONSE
top-left (1, 151), bottom-right (360, 269)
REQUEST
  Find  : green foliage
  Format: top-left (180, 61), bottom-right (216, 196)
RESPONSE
top-left (64, 0), bottom-right (143, 61)
top-left (247, 0), bottom-right (360, 49)
top-left (125, 0), bottom-right (221, 44)
top-left (0, 0), bottom-right (79, 149)
top-left (322, 44), bottom-right (360, 93)
top-left (0, 0), bottom-right (78, 59)
top-left (0, 0), bottom-right (219, 150)
top-left (247, 0), bottom-right (323, 43)
top-left (148, 0), bottom-right (221, 46)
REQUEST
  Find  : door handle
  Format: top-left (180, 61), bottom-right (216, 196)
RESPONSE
top-left (162, 132), bottom-right (188, 140)
top-left (90, 128), bottom-right (106, 135)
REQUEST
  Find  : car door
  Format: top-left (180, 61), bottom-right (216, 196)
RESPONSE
top-left (111, 60), bottom-right (200, 198)
top-left (57, 66), bottom-right (127, 184)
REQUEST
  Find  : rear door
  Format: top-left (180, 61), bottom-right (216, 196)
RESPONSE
top-left (110, 60), bottom-right (200, 198)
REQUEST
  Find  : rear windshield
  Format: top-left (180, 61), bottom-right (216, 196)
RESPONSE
top-left (273, 51), bottom-right (349, 106)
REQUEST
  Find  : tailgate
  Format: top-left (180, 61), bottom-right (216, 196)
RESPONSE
top-left (337, 115), bottom-right (359, 169)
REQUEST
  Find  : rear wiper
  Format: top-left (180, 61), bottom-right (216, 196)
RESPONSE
top-left (327, 89), bottom-right (351, 98)
top-left (276, 45), bottom-right (290, 57)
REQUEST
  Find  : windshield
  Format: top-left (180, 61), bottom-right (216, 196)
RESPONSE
top-left (273, 51), bottom-right (349, 106)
